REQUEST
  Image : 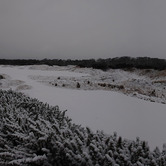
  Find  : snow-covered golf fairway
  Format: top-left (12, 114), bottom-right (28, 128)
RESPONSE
top-left (0, 65), bottom-right (166, 150)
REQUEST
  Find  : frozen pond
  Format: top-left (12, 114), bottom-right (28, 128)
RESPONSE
top-left (0, 65), bottom-right (166, 150)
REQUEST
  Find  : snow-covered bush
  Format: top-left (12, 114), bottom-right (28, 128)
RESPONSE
top-left (0, 89), bottom-right (166, 166)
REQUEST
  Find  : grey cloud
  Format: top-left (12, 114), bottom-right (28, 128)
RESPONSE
top-left (0, 0), bottom-right (166, 59)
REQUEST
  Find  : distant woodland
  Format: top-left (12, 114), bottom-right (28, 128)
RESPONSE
top-left (0, 57), bottom-right (166, 70)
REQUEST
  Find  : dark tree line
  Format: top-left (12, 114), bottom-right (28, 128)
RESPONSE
top-left (0, 56), bottom-right (166, 70)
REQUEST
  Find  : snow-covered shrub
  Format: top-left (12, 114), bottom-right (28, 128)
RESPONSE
top-left (76, 82), bottom-right (80, 88)
top-left (0, 75), bottom-right (4, 79)
top-left (0, 89), bottom-right (166, 166)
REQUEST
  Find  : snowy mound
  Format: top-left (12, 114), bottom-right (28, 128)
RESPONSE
top-left (0, 90), bottom-right (166, 166)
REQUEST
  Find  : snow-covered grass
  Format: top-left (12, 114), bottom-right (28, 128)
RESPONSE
top-left (1, 89), bottom-right (165, 166)
top-left (0, 65), bottom-right (166, 150)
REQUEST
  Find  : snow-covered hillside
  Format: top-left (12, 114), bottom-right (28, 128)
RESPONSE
top-left (29, 65), bottom-right (166, 104)
top-left (0, 65), bottom-right (166, 150)
top-left (1, 65), bottom-right (166, 104)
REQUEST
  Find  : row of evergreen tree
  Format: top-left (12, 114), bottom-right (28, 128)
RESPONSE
top-left (0, 89), bottom-right (166, 165)
top-left (0, 56), bottom-right (166, 70)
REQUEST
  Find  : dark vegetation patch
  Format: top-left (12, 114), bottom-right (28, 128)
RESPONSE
top-left (1, 56), bottom-right (166, 70)
top-left (0, 75), bottom-right (5, 79)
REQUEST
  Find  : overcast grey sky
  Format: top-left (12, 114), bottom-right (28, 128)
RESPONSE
top-left (0, 0), bottom-right (166, 60)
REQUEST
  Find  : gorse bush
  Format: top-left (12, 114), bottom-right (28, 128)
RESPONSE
top-left (0, 89), bottom-right (166, 166)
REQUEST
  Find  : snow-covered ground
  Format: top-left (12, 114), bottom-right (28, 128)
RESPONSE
top-left (29, 65), bottom-right (166, 104)
top-left (0, 65), bottom-right (166, 150)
